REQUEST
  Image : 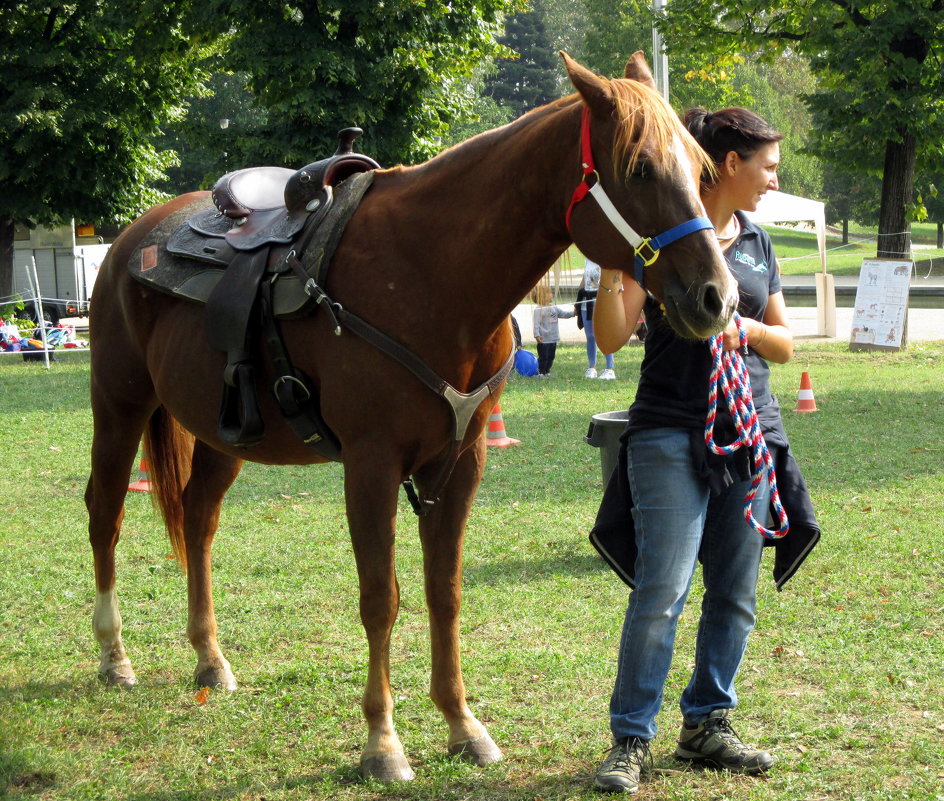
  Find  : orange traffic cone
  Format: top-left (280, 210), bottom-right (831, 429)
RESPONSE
top-left (128, 450), bottom-right (152, 492)
top-left (793, 371), bottom-right (818, 413)
top-left (485, 404), bottom-right (521, 448)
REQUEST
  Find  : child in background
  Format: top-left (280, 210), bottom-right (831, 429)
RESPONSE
top-left (532, 282), bottom-right (574, 378)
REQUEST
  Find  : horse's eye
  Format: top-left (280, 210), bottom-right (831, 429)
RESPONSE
top-left (630, 160), bottom-right (649, 180)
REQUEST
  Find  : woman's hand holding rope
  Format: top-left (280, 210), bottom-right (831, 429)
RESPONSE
top-left (705, 313), bottom-right (790, 540)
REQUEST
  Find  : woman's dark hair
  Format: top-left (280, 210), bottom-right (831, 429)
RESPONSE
top-left (683, 107), bottom-right (782, 181)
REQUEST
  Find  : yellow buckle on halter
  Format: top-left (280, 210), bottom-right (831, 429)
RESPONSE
top-left (635, 239), bottom-right (660, 267)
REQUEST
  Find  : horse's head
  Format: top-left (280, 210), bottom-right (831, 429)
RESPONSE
top-left (562, 52), bottom-right (736, 340)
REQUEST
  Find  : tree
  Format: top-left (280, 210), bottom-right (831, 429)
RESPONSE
top-left (157, 72), bottom-right (270, 193)
top-left (727, 56), bottom-right (823, 199)
top-left (659, 0), bottom-right (944, 259)
top-left (209, 0), bottom-right (519, 169)
top-left (822, 165), bottom-right (881, 242)
top-left (582, 0), bottom-right (748, 111)
top-left (919, 173), bottom-right (944, 249)
top-left (485, 1), bottom-right (560, 118)
top-left (439, 65), bottom-right (516, 148)
top-left (541, 0), bottom-right (589, 57)
top-left (0, 2), bottom-right (222, 297)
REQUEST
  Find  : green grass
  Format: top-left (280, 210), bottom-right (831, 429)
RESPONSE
top-left (560, 224), bottom-right (944, 282)
top-left (1, 344), bottom-right (943, 800)
top-left (767, 224), bottom-right (944, 277)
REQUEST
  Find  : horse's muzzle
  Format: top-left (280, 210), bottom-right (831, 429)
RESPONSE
top-left (662, 276), bottom-right (738, 341)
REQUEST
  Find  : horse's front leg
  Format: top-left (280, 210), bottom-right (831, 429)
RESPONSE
top-left (183, 440), bottom-right (243, 690)
top-left (345, 458), bottom-right (413, 781)
top-left (418, 437), bottom-right (502, 767)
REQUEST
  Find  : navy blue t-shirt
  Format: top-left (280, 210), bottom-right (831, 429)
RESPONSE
top-left (627, 212), bottom-right (782, 438)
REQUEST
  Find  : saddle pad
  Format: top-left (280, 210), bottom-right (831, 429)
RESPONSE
top-left (129, 171), bottom-right (376, 317)
top-left (129, 197), bottom-right (226, 303)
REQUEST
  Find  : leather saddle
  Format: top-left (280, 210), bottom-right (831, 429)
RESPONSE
top-left (168, 127), bottom-right (379, 268)
top-left (159, 128), bottom-right (379, 453)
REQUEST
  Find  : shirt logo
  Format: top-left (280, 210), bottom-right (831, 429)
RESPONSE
top-left (734, 249), bottom-right (768, 273)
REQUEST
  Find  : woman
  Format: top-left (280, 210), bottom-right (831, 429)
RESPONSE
top-left (590, 108), bottom-right (817, 793)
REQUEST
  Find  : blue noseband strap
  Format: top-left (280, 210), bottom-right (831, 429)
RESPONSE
top-left (634, 216), bottom-right (716, 286)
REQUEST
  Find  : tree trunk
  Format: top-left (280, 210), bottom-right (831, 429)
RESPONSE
top-left (0, 215), bottom-right (14, 300)
top-left (937, 221), bottom-right (943, 250)
top-left (842, 219), bottom-right (849, 244)
top-left (876, 133), bottom-right (916, 259)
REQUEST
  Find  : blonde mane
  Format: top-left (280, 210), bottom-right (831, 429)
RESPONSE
top-left (607, 78), bottom-right (713, 182)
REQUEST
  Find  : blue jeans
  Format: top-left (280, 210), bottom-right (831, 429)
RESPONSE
top-left (582, 306), bottom-right (614, 369)
top-left (609, 427), bottom-right (768, 742)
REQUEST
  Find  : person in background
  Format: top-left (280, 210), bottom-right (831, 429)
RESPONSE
top-left (590, 106), bottom-right (818, 794)
top-left (576, 259), bottom-right (617, 379)
top-left (532, 281), bottom-right (575, 378)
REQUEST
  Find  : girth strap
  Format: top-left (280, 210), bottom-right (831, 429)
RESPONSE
top-left (259, 277), bottom-right (342, 460)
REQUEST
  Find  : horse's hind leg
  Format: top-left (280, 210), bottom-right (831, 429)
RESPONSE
top-left (183, 440), bottom-right (242, 690)
top-left (86, 398), bottom-right (153, 687)
top-left (418, 439), bottom-right (502, 767)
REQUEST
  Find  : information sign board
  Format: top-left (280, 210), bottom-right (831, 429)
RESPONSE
top-left (849, 259), bottom-right (911, 351)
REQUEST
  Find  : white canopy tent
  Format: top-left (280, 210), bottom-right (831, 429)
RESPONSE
top-left (745, 190), bottom-right (827, 272)
top-left (745, 190), bottom-right (835, 336)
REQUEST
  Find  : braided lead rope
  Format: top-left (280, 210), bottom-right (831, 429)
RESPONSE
top-left (705, 313), bottom-right (790, 540)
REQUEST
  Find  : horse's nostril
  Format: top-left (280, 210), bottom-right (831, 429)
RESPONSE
top-left (698, 283), bottom-right (725, 319)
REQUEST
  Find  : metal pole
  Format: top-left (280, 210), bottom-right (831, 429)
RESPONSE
top-left (651, 0), bottom-right (670, 101)
top-left (26, 256), bottom-right (51, 368)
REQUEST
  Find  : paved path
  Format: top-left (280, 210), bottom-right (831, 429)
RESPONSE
top-left (515, 273), bottom-right (944, 345)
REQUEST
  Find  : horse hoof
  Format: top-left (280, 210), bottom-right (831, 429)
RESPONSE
top-left (98, 665), bottom-right (137, 688)
top-left (360, 753), bottom-right (415, 782)
top-left (448, 734), bottom-right (503, 766)
top-left (194, 667), bottom-right (237, 691)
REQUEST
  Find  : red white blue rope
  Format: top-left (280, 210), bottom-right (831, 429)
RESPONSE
top-left (705, 313), bottom-right (789, 539)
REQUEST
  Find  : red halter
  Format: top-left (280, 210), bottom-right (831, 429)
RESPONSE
top-left (565, 105), bottom-right (714, 287)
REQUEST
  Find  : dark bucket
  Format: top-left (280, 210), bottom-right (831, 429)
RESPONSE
top-left (584, 410), bottom-right (629, 485)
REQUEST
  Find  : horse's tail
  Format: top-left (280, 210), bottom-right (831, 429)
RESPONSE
top-left (143, 406), bottom-right (194, 573)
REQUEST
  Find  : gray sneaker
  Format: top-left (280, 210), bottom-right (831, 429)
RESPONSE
top-left (594, 737), bottom-right (650, 793)
top-left (675, 710), bottom-right (775, 774)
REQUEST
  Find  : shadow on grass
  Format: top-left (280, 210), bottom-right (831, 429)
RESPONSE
top-left (463, 550), bottom-right (606, 587)
top-left (113, 760), bottom-right (588, 801)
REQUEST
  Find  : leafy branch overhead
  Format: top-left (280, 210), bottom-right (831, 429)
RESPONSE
top-left (0, 2), bottom-right (220, 227)
top-left (0, 0), bottom-right (520, 296)
top-left (204, 0), bottom-right (517, 169)
top-left (659, 0), bottom-right (944, 257)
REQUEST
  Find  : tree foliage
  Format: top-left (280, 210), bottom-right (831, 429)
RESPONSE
top-left (727, 56), bottom-right (822, 199)
top-left (582, 0), bottom-right (748, 111)
top-left (822, 164), bottom-right (881, 231)
top-left (157, 71), bottom-right (270, 192)
top-left (0, 2), bottom-right (221, 293)
top-left (0, 2), bottom-right (219, 226)
top-left (484, 1), bottom-right (559, 119)
top-left (208, 0), bottom-right (519, 169)
top-left (659, 0), bottom-right (944, 258)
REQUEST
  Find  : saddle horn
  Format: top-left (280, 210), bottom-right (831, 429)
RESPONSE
top-left (335, 127), bottom-right (364, 156)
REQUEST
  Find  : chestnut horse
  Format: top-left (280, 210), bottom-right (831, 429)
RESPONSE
top-left (86, 53), bottom-right (735, 781)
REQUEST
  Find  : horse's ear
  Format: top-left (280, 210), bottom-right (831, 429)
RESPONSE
top-left (624, 50), bottom-right (656, 89)
top-left (560, 50), bottom-right (614, 115)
